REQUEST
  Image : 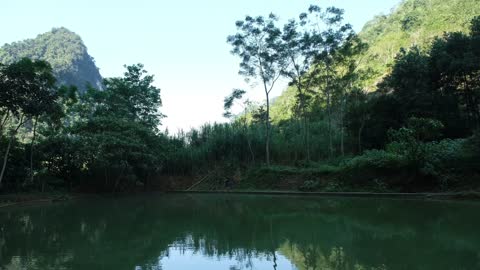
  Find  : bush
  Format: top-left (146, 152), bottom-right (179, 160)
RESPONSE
top-left (344, 150), bottom-right (406, 171)
top-left (340, 150), bottom-right (408, 190)
top-left (299, 180), bottom-right (320, 191)
top-left (421, 139), bottom-right (464, 188)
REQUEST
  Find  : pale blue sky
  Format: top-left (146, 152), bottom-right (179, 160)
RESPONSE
top-left (1, 0), bottom-right (400, 132)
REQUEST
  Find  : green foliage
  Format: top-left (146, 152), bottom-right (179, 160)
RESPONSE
top-left (0, 58), bottom-right (57, 117)
top-left (0, 60), bottom-right (166, 192)
top-left (94, 64), bottom-right (164, 131)
top-left (421, 139), bottom-right (465, 186)
top-left (0, 137), bottom-right (28, 190)
top-left (339, 120), bottom-right (479, 191)
top-left (350, 19), bottom-right (480, 151)
top-left (223, 88), bottom-right (247, 118)
top-left (0, 58), bottom-right (59, 189)
top-left (340, 149), bottom-right (412, 191)
top-left (37, 134), bottom-right (85, 185)
top-left (386, 117), bottom-right (444, 164)
top-left (69, 117), bottom-right (166, 190)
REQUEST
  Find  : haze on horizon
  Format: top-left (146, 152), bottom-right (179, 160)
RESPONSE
top-left (1, 0), bottom-right (400, 132)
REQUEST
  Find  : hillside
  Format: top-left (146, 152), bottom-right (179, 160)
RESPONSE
top-left (0, 27), bottom-right (102, 92)
top-left (360, 0), bottom-right (480, 88)
top-left (270, 0), bottom-right (480, 122)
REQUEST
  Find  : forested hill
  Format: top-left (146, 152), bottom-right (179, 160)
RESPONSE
top-left (270, 0), bottom-right (480, 122)
top-left (359, 0), bottom-right (480, 88)
top-left (0, 27), bottom-right (102, 92)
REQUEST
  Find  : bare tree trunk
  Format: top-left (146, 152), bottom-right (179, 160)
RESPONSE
top-left (340, 105), bottom-right (344, 157)
top-left (305, 116), bottom-right (310, 161)
top-left (0, 114), bottom-right (24, 187)
top-left (325, 66), bottom-right (334, 158)
top-left (104, 168), bottom-right (109, 188)
top-left (144, 172), bottom-right (151, 191)
top-left (340, 90), bottom-right (346, 157)
top-left (243, 109), bottom-right (255, 164)
top-left (112, 161), bottom-right (127, 194)
top-left (340, 126), bottom-right (344, 156)
top-left (358, 120), bottom-right (365, 154)
top-left (0, 111), bottom-right (10, 135)
top-left (327, 89), bottom-right (333, 157)
top-left (28, 116), bottom-right (39, 185)
top-left (41, 178), bottom-right (46, 193)
top-left (301, 98), bottom-right (310, 161)
top-left (247, 136), bottom-right (255, 164)
top-left (265, 91), bottom-right (271, 166)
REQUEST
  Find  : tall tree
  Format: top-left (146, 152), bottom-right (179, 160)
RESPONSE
top-left (281, 6), bottom-right (363, 158)
top-left (227, 14), bottom-right (287, 166)
top-left (330, 34), bottom-right (369, 156)
top-left (306, 7), bottom-right (353, 157)
top-left (280, 8), bottom-right (322, 161)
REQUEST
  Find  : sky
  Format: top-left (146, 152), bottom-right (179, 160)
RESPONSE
top-left (0, 0), bottom-right (400, 132)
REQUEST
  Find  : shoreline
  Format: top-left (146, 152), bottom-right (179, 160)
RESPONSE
top-left (0, 193), bottom-right (97, 209)
top-left (2, 190), bottom-right (479, 209)
top-left (169, 190), bottom-right (480, 200)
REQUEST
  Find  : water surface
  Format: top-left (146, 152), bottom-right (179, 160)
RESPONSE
top-left (1, 194), bottom-right (479, 269)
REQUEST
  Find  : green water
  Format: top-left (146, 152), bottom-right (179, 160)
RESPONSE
top-left (0, 194), bottom-right (479, 270)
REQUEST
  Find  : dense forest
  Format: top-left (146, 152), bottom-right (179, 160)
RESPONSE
top-left (0, 0), bottom-right (479, 194)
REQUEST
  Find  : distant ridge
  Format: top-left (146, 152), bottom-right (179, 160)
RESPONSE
top-left (0, 27), bottom-right (103, 92)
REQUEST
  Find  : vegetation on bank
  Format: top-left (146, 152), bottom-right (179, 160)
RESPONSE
top-left (0, 1), bottom-right (479, 194)
top-left (166, 13), bottom-right (480, 192)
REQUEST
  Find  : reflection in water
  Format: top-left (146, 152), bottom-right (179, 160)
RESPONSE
top-left (279, 242), bottom-right (387, 270)
top-left (0, 194), bottom-right (479, 270)
top-left (151, 245), bottom-right (292, 270)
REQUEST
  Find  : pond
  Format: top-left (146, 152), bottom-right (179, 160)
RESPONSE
top-left (0, 194), bottom-right (479, 270)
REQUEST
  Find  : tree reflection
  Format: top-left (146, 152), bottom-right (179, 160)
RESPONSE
top-left (279, 242), bottom-right (389, 270)
top-left (0, 195), bottom-right (479, 270)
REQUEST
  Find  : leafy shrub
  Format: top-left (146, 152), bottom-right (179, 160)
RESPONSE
top-left (323, 181), bottom-right (344, 192)
top-left (421, 139), bottom-right (464, 184)
top-left (344, 150), bottom-right (406, 171)
top-left (386, 117), bottom-right (444, 166)
top-left (299, 180), bottom-right (319, 191)
top-left (340, 150), bottom-right (407, 189)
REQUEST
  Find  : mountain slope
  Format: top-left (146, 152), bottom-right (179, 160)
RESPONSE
top-left (0, 27), bottom-right (103, 92)
top-left (359, 0), bottom-right (480, 88)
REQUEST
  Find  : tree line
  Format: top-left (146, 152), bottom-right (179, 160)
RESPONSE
top-left (0, 6), bottom-right (479, 193)
top-left (164, 10), bottom-right (480, 191)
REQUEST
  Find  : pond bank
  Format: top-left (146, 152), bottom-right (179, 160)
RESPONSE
top-left (1, 190), bottom-right (479, 209)
top-left (170, 190), bottom-right (480, 201)
top-left (0, 193), bottom-right (89, 209)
